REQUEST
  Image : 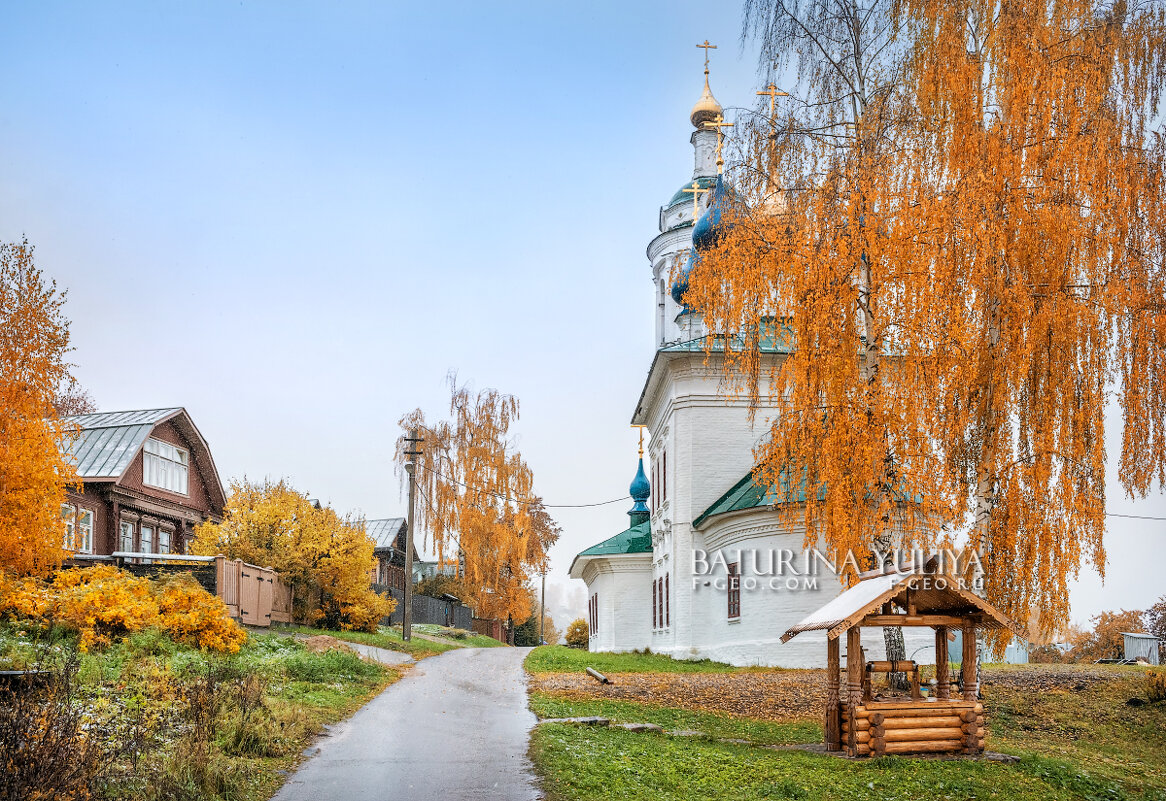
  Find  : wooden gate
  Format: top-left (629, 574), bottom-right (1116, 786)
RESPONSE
top-left (214, 556), bottom-right (291, 627)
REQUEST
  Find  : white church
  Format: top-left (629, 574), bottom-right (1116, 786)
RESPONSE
top-left (569, 63), bottom-right (934, 669)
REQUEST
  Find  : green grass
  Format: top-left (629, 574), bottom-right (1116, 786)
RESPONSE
top-left (531, 725), bottom-right (1116, 801)
top-left (528, 692), bottom-right (818, 745)
top-left (985, 669), bottom-right (1166, 797)
top-left (525, 645), bottom-right (740, 675)
top-left (412, 623), bottom-right (507, 648)
top-left (66, 629), bottom-right (401, 801)
top-left (529, 665), bottom-right (1166, 801)
top-left (273, 623), bottom-right (457, 657)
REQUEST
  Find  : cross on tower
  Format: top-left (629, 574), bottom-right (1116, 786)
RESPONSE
top-left (756, 83), bottom-right (789, 118)
top-left (681, 180), bottom-right (710, 219)
top-left (696, 40), bottom-right (717, 71)
top-left (703, 113), bottom-right (734, 173)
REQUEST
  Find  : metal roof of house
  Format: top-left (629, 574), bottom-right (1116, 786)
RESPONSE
top-left (366, 518), bottom-right (406, 549)
top-left (781, 569), bottom-right (1025, 642)
top-left (63, 408), bottom-right (184, 478)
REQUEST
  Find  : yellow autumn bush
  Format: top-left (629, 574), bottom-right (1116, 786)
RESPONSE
top-left (154, 573), bottom-right (247, 653)
top-left (0, 565), bottom-right (245, 653)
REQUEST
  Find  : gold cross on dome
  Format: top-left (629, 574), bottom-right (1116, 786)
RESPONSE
top-left (704, 113), bottom-right (734, 173)
top-left (756, 83), bottom-right (789, 118)
top-left (633, 425), bottom-right (646, 458)
top-left (681, 180), bottom-right (710, 218)
top-left (696, 40), bottom-right (717, 70)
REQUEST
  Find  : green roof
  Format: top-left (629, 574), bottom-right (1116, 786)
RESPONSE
top-left (660, 319), bottom-right (795, 355)
top-left (693, 468), bottom-right (807, 529)
top-left (576, 519), bottom-right (652, 558)
top-left (693, 466), bottom-right (922, 529)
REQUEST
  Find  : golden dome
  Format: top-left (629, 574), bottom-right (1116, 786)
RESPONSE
top-left (690, 74), bottom-right (722, 129)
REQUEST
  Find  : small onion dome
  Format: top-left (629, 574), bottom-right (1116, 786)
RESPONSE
top-left (628, 457), bottom-right (650, 524)
top-left (671, 175), bottom-right (734, 312)
top-left (690, 74), bottom-right (723, 129)
top-left (692, 174), bottom-right (732, 250)
top-left (629, 457), bottom-right (650, 504)
top-left (670, 249), bottom-right (698, 310)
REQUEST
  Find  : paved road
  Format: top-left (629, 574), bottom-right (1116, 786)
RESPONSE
top-left (273, 646), bottom-right (540, 801)
top-left (344, 641), bottom-right (415, 667)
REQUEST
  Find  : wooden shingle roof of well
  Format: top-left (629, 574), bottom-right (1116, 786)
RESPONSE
top-left (781, 567), bottom-right (1026, 643)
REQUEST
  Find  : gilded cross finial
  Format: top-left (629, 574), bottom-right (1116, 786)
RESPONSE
top-left (634, 425), bottom-right (646, 458)
top-left (704, 113), bottom-right (734, 173)
top-left (696, 40), bottom-right (717, 73)
top-left (756, 83), bottom-right (789, 119)
top-left (681, 180), bottom-right (710, 218)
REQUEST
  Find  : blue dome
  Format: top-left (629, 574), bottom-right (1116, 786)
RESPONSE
top-left (669, 175), bottom-right (735, 315)
top-left (629, 457), bottom-right (650, 502)
top-left (628, 457), bottom-right (650, 525)
top-left (692, 174), bottom-right (732, 250)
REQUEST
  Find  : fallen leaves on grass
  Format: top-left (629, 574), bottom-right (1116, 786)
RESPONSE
top-left (530, 665), bottom-right (1129, 723)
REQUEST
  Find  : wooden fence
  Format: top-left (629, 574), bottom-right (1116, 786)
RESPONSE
top-left (214, 556), bottom-right (293, 626)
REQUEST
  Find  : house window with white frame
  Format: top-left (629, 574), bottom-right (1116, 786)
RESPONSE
top-left (143, 438), bottom-right (189, 495)
top-left (76, 508), bottom-right (93, 554)
top-left (61, 503), bottom-right (75, 550)
top-left (119, 520), bottom-right (135, 552)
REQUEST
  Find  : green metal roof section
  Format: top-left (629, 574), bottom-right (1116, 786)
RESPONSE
top-left (659, 318), bottom-right (795, 355)
top-left (693, 468), bottom-right (805, 529)
top-left (575, 519), bottom-right (652, 558)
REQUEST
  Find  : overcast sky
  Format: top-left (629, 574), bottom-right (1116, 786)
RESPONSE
top-left (2, 1), bottom-right (1162, 631)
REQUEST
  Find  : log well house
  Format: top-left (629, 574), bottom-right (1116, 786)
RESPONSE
top-left (58, 408), bottom-right (226, 559)
top-left (782, 559), bottom-right (1025, 757)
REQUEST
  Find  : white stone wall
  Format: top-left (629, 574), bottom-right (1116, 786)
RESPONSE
top-left (581, 554), bottom-right (652, 653)
top-left (636, 351), bottom-right (936, 668)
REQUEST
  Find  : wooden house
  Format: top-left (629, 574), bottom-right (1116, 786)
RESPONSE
top-left (59, 408), bottom-right (226, 558)
top-left (782, 560), bottom-right (1024, 757)
top-left (367, 518), bottom-right (415, 591)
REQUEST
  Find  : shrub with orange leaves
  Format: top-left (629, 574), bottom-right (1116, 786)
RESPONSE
top-left (0, 565), bottom-right (246, 653)
top-left (50, 564), bottom-right (159, 650)
top-left (154, 573), bottom-right (246, 653)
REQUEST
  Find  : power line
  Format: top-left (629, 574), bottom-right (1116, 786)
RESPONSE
top-left (417, 464), bottom-right (627, 509)
top-left (417, 464), bottom-right (1166, 519)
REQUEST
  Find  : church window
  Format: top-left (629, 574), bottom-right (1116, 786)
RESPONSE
top-left (652, 579), bottom-right (657, 628)
top-left (663, 451), bottom-right (667, 501)
top-left (727, 563), bottom-right (741, 619)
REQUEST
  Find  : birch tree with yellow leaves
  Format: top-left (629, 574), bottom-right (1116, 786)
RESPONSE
top-left (0, 239), bottom-right (78, 576)
top-left (396, 377), bottom-right (560, 625)
top-left (682, 0), bottom-right (1166, 643)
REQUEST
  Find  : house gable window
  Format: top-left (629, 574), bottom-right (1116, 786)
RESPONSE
top-left (143, 438), bottom-right (189, 495)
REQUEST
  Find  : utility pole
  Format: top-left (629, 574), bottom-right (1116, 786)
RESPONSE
top-left (539, 570), bottom-right (546, 644)
top-left (402, 428), bottom-right (423, 642)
